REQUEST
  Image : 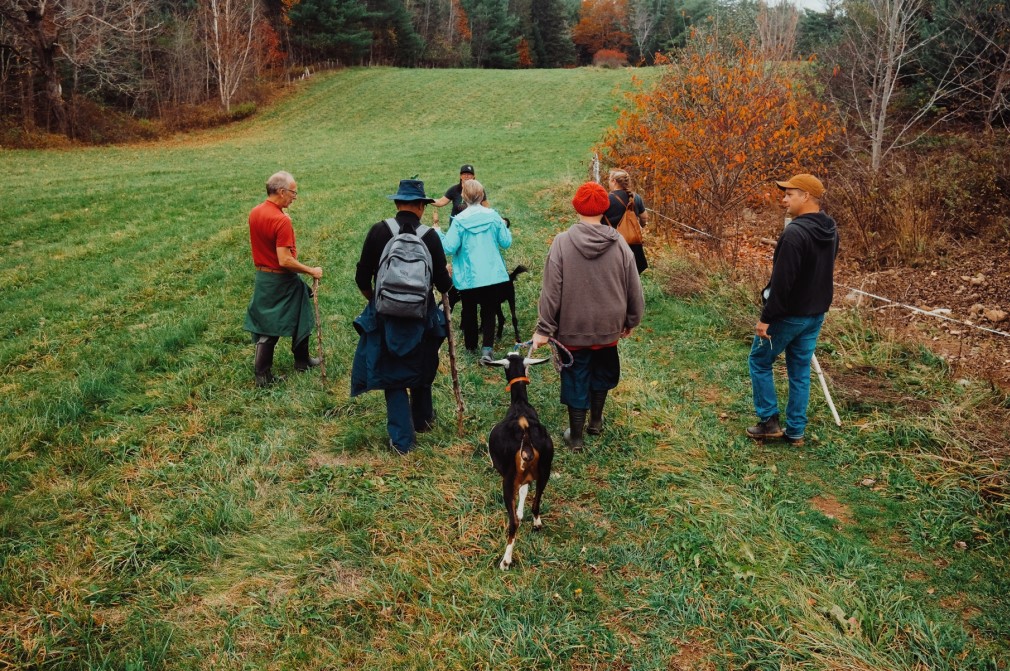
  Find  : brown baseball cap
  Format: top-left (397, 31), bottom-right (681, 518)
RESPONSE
top-left (775, 174), bottom-right (825, 198)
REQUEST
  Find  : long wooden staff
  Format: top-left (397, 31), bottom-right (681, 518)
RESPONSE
top-left (441, 292), bottom-right (465, 436)
top-left (312, 278), bottom-right (326, 382)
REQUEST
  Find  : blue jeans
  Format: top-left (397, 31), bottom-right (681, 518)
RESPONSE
top-left (384, 386), bottom-right (433, 452)
top-left (748, 314), bottom-right (825, 439)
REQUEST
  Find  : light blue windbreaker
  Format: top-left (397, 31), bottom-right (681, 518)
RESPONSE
top-left (439, 205), bottom-right (512, 290)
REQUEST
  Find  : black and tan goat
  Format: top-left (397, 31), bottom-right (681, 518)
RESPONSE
top-left (482, 352), bottom-right (554, 570)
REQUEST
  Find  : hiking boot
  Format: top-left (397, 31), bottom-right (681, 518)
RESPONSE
top-left (782, 434), bottom-right (805, 446)
top-left (587, 390), bottom-right (608, 435)
top-left (295, 356), bottom-right (321, 372)
top-left (480, 347), bottom-right (494, 363)
top-left (564, 407), bottom-right (587, 452)
top-left (746, 414), bottom-right (784, 440)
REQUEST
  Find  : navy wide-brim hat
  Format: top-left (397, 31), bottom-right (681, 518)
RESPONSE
top-left (387, 179), bottom-right (435, 203)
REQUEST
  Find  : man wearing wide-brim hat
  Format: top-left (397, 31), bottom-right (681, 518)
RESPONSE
top-left (351, 179), bottom-right (453, 455)
top-left (747, 173), bottom-right (839, 446)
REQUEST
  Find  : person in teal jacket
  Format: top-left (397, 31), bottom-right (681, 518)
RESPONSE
top-left (439, 178), bottom-right (512, 360)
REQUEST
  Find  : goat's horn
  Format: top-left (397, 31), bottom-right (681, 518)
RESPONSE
top-left (523, 357), bottom-right (550, 367)
top-left (481, 357), bottom-right (510, 367)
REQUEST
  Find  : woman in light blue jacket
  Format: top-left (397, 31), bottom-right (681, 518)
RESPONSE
top-left (439, 178), bottom-right (512, 360)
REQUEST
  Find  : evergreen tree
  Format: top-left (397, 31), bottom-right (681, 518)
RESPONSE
top-left (464, 0), bottom-right (521, 67)
top-left (288, 0), bottom-right (374, 64)
top-left (366, 0), bottom-right (425, 66)
top-left (794, 0), bottom-right (843, 58)
top-left (532, 0), bottom-right (576, 67)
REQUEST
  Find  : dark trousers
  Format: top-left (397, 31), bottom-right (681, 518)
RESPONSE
top-left (559, 346), bottom-right (621, 410)
top-left (384, 386), bottom-right (433, 451)
top-left (459, 283), bottom-right (505, 351)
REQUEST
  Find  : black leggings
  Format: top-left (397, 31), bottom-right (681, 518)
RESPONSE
top-left (458, 284), bottom-right (504, 350)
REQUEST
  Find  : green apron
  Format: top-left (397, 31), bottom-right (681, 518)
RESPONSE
top-left (243, 271), bottom-right (315, 344)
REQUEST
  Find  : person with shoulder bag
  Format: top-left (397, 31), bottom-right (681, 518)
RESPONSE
top-left (602, 169), bottom-right (649, 275)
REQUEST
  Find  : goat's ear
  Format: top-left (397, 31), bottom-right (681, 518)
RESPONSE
top-left (523, 357), bottom-right (550, 367)
top-left (480, 357), bottom-right (510, 367)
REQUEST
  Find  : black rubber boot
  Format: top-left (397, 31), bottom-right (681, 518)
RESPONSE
top-left (564, 407), bottom-right (587, 452)
top-left (292, 337), bottom-right (320, 372)
top-left (254, 336), bottom-right (279, 387)
top-left (587, 390), bottom-right (608, 435)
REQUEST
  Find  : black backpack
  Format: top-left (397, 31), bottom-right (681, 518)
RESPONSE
top-left (374, 218), bottom-right (433, 319)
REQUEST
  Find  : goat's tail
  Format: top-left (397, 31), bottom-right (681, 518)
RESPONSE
top-left (517, 416), bottom-right (534, 455)
top-left (511, 264), bottom-right (529, 281)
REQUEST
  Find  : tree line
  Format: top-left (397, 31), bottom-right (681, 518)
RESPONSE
top-left (2, 0), bottom-right (1009, 144)
top-left (601, 0), bottom-right (1010, 266)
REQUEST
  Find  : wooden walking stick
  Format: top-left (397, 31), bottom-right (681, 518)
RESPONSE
top-left (441, 292), bottom-right (465, 436)
top-left (312, 278), bottom-right (326, 382)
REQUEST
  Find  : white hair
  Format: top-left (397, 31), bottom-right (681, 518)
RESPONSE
top-left (266, 171), bottom-right (295, 195)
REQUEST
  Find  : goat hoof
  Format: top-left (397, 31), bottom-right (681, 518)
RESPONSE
top-left (498, 559), bottom-right (512, 570)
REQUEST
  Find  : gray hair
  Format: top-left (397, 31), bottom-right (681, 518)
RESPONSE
top-left (461, 178), bottom-right (485, 206)
top-left (266, 171), bottom-right (295, 195)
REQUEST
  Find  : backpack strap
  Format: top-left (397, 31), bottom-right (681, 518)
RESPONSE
top-left (385, 217), bottom-right (429, 238)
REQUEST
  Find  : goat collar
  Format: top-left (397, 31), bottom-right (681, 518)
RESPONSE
top-left (505, 376), bottom-right (530, 391)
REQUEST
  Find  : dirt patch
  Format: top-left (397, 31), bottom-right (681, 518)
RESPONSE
top-left (809, 494), bottom-right (854, 526)
top-left (668, 633), bottom-right (718, 671)
top-left (835, 249), bottom-right (1010, 391)
top-left (826, 366), bottom-right (936, 413)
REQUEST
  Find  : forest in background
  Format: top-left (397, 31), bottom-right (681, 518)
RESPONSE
top-left (0, 0), bottom-right (907, 142)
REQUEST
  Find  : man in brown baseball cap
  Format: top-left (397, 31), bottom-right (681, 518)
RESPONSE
top-left (747, 172), bottom-right (838, 446)
top-left (774, 173), bottom-right (825, 198)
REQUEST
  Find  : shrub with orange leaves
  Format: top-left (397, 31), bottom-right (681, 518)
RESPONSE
top-left (593, 49), bottom-right (628, 68)
top-left (599, 32), bottom-right (838, 246)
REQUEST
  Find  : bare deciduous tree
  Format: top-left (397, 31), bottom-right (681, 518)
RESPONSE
top-left (755, 0), bottom-right (797, 61)
top-left (202, 0), bottom-right (259, 112)
top-left (838, 0), bottom-right (962, 172)
top-left (628, 0), bottom-right (663, 62)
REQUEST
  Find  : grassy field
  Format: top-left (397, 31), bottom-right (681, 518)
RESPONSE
top-left (2, 67), bottom-right (1009, 670)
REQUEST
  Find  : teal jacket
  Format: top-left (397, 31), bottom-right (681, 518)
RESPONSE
top-left (439, 205), bottom-right (512, 290)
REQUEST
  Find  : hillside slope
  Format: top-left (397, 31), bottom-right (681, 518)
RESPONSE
top-left (2, 67), bottom-right (1008, 670)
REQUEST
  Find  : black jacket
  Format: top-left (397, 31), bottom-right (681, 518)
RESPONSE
top-left (760, 211), bottom-right (839, 323)
top-left (355, 210), bottom-right (453, 296)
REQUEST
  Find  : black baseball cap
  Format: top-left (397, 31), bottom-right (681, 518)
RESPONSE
top-left (460, 164), bottom-right (475, 175)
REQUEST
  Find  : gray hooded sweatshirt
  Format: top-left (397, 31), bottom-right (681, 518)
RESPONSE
top-left (535, 221), bottom-right (645, 347)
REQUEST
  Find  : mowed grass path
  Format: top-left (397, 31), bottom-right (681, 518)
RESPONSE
top-left (2, 68), bottom-right (1008, 670)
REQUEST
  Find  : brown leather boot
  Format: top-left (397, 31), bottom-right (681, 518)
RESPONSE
top-left (746, 414), bottom-right (784, 440)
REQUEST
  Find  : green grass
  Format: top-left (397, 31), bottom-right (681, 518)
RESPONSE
top-left (2, 67), bottom-right (1009, 670)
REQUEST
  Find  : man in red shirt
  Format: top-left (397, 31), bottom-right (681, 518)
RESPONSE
top-left (243, 171), bottom-right (324, 387)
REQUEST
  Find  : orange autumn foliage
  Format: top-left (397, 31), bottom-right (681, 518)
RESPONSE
top-left (573, 0), bottom-right (632, 57)
top-left (599, 34), bottom-right (838, 244)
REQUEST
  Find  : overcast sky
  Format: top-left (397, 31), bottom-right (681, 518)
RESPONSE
top-left (791, 0), bottom-right (828, 10)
